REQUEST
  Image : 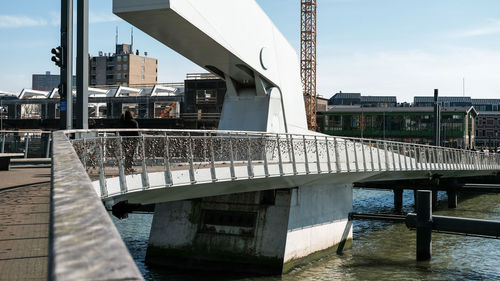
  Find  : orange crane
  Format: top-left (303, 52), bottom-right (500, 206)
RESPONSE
top-left (301, 0), bottom-right (317, 131)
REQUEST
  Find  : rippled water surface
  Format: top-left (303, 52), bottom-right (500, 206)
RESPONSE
top-left (112, 189), bottom-right (500, 280)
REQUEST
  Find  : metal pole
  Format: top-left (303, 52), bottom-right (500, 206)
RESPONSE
top-left (76, 0), bottom-right (89, 129)
top-left (60, 0), bottom-right (73, 129)
top-left (434, 89), bottom-right (441, 146)
top-left (416, 190), bottom-right (432, 261)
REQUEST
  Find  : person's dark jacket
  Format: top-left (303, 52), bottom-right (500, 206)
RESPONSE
top-left (119, 118), bottom-right (139, 137)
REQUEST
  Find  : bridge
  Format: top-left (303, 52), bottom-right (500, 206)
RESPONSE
top-left (50, 129), bottom-right (500, 275)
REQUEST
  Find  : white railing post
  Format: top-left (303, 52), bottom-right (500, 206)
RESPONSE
top-left (396, 143), bottom-right (402, 171)
top-left (276, 134), bottom-right (284, 176)
top-left (0, 133), bottom-right (4, 153)
top-left (98, 138), bottom-right (107, 198)
top-left (303, 135), bottom-right (310, 174)
top-left (369, 140), bottom-right (375, 171)
top-left (345, 139), bottom-right (351, 172)
top-left (188, 134), bottom-right (196, 184)
top-left (391, 143), bottom-right (397, 171)
top-left (140, 135), bottom-right (150, 190)
top-left (377, 141), bottom-right (382, 171)
top-left (384, 142), bottom-right (390, 171)
top-left (315, 136), bottom-right (321, 173)
top-left (353, 140), bottom-right (359, 172)
top-left (262, 134), bottom-right (269, 177)
top-left (247, 133), bottom-right (254, 179)
top-left (45, 134), bottom-right (52, 158)
top-left (117, 137), bottom-right (127, 194)
top-left (334, 137), bottom-right (341, 172)
top-left (361, 139), bottom-right (367, 172)
top-left (229, 135), bottom-right (236, 180)
top-left (24, 134), bottom-right (29, 159)
top-left (163, 134), bottom-right (173, 186)
top-left (290, 135), bottom-right (298, 175)
top-left (209, 133), bottom-right (217, 182)
top-left (325, 137), bottom-right (332, 173)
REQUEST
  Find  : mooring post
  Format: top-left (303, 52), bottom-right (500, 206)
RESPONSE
top-left (394, 189), bottom-right (403, 212)
top-left (416, 190), bottom-right (432, 261)
top-left (447, 188), bottom-right (458, 209)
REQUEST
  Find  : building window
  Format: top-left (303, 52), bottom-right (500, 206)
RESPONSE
top-left (117, 74), bottom-right (121, 80)
top-left (117, 65), bottom-right (122, 71)
top-left (141, 57), bottom-right (145, 63)
top-left (117, 56), bottom-right (122, 62)
top-left (124, 64), bottom-right (128, 71)
top-left (141, 66), bottom-right (145, 72)
top-left (123, 56), bottom-right (128, 62)
top-left (141, 75), bottom-right (145, 80)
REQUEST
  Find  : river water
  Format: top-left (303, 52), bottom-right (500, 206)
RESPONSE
top-left (112, 189), bottom-right (500, 280)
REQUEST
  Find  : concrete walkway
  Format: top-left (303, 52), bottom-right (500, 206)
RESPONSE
top-left (0, 164), bottom-right (51, 281)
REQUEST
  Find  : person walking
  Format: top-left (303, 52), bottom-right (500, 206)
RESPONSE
top-left (119, 110), bottom-right (139, 174)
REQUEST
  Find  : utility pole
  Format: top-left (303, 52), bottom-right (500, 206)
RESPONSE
top-left (59, 0), bottom-right (73, 129)
top-left (76, 0), bottom-right (89, 129)
top-left (434, 89), bottom-right (441, 146)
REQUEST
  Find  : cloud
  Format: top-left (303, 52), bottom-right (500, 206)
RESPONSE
top-left (317, 48), bottom-right (500, 102)
top-left (90, 12), bottom-right (120, 24)
top-left (0, 15), bottom-right (48, 29)
top-left (453, 19), bottom-right (500, 38)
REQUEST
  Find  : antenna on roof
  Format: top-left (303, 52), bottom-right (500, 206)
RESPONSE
top-left (131, 27), bottom-right (134, 51)
top-left (115, 26), bottom-right (118, 47)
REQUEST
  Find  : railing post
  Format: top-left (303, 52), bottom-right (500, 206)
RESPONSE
top-left (377, 141), bottom-right (382, 171)
top-left (247, 133), bottom-right (254, 179)
top-left (369, 140), bottom-right (375, 171)
top-left (140, 135), bottom-right (150, 190)
top-left (276, 134), bottom-right (284, 176)
top-left (209, 133), bottom-right (217, 182)
top-left (334, 137), bottom-right (341, 172)
top-left (409, 145), bottom-right (414, 171)
top-left (345, 139), bottom-right (351, 172)
top-left (384, 142), bottom-right (390, 171)
top-left (229, 135), bottom-right (236, 180)
top-left (262, 134), bottom-right (269, 177)
top-left (98, 138), bottom-right (107, 198)
top-left (303, 135), bottom-right (310, 174)
top-left (82, 138), bottom-right (88, 170)
top-left (391, 143), bottom-right (397, 171)
top-left (325, 137), bottom-right (332, 173)
top-left (353, 140), bottom-right (359, 172)
top-left (315, 136), bottom-right (321, 173)
top-left (117, 137), bottom-right (127, 194)
top-left (413, 145), bottom-right (419, 170)
top-left (423, 147), bottom-right (430, 171)
top-left (402, 145), bottom-right (408, 171)
top-left (24, 134), bottom-right (29, 159)
top-left (396, 143), bottom-right (402, 171)
top-left (45, 134), bottom-right (51, 158)
top-left (290, 135), bottom-right (297, 175)
top-left (361, 139), bottom-right (367, 172)
top-left (0, 133), bottom-right (4, 153)
top-left (163, 133), bottom-right (173, 186)
top-left (188, 134), bottom-right (196, 184)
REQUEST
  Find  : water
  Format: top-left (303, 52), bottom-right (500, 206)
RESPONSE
top-left (112, 189), bottom-right (500, 280)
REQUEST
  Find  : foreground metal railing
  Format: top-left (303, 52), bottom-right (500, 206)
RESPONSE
top-left (0, 130), bottom-right (52, 158)
top-left (67, 129), bottom-right (500, 199)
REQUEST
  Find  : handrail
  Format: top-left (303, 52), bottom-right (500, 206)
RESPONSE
top-left (66, 129), bottom-right (500, 202)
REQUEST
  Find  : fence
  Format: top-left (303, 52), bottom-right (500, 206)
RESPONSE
top-left (1, 130), bottom-right (52, 158)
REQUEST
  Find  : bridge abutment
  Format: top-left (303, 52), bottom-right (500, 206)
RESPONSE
top-left (146, 183), bottom-right (353, 274)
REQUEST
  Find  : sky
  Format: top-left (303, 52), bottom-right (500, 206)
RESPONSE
top-left (1, 0), bottom-right (500, 102)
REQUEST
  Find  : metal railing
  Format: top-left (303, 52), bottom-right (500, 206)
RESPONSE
top-left (1, 130), bottom-right (52, 158)
top-left (67, 129), bottom-right (500, 199)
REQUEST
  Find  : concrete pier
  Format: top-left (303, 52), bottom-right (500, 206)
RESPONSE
top-left (146, 183), bottom-right (353, 274)
top-left (416, 190), bottom-right (432, 261)
top-left (393, 189), bottom-right (403, 212)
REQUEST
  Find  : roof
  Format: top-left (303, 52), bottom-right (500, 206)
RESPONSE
top-left (472, 99), bottom-right (500, 105)
top-left (360, 96), bottom-right (397, 103)
top-left (326, 106), bottom-right (477, 116)
top-left (414, 96), bottom-right (472, 103)
top-left (331, 93), bottom-right (361, 100)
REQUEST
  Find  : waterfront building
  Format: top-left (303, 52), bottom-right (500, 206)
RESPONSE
top-left (317, 106), bottom-right (477, 148)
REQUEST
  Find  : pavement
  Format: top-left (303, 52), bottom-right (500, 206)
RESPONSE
top-left (0, 164), bottom-right (51, 281)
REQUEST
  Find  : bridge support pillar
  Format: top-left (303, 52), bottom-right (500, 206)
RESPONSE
top-left (393, 189), bottom-right (403, 212)
top-left (416, 190), bottom-right (432, 261)
top-left (145, 183), bottom-right (353, 274)
top-left (447, 189), bottom-right (457, 209)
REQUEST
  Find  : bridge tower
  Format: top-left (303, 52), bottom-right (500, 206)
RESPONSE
top-left (301, 0), bottom-right (318, 131)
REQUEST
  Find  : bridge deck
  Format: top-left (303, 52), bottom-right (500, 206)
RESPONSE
top-left (0, 163), bottom-right (51, 280)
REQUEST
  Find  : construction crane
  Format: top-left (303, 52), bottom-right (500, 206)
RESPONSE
top-left (301, 0), bottom-right (317, 131)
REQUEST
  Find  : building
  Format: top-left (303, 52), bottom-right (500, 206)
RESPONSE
top-left (316, 97), bottom-right (328, 112)
top-left (414, 96), bottom-right (472, 107)
top-left (32, 71), bottom-right (76, 91)
top-left (89, 44), bottom-right (158, 87)
top-left (329, 92), bottom-right (397, 108)
top-left (328, 92), bottom-right (361, 106)
top-left (317, 106), bottom-right (477, 148)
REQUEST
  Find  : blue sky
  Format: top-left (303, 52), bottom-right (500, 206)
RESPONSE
top-left (1, 0), bottom-right (500, 102)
